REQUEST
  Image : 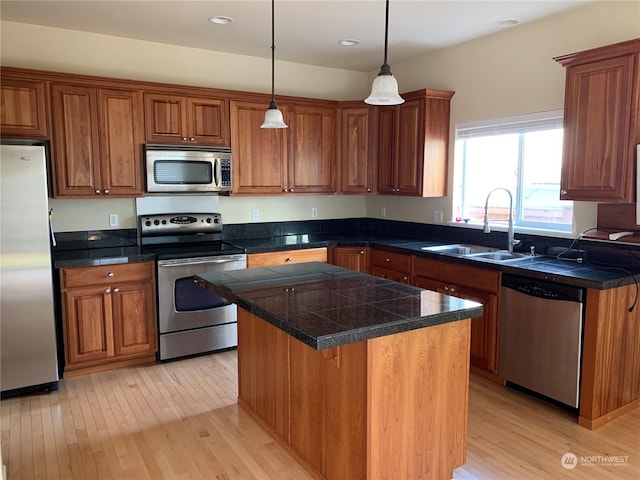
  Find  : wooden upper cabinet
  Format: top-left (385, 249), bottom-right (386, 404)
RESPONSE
top-left (339, 104), bottom-right (376, 194)
top-left (0, 76), bottom-right (49, 138)
top-left (376, 89), bottom-right (454, 197)
top-left (230, 100), bottom-right (288, 194)
top-left (287, 103), bottom-right (337, 193)
top-left (144, 92), bottom-right (230, 146)
top-left (555, 38), bottom-right (640, 202)
top-left (51, 83), bottom-right (143, 197)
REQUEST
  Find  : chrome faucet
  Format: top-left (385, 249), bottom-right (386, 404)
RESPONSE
top-left (483, 188), bottom-right (521, 252)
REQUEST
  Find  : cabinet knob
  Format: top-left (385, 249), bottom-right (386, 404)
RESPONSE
top-left (283, 188), bottom-right (289, 192)
top-left (403, 276), bottom-right (408, 281)
top-left (290, 188), bottom-right (294, 192)
top-left (189, 137), bottom-right (195, 142)
top-left (367, 188), bottom-right (371, 192)
top-left (113, 288), bottom-right (120, 293)
top-left (95, 189), bottom-right (101, 194)
top-left (181, 136), bottom-right (188, 141)
top-left (360, 250), bottom-right (364, 255)
top-left (285, 257), bottom-right (293, 262)
top-left (104, 189), bottom-right (109, 194)
top-left (560, 189), bottom-right (568, 195)
top-left (107, 272), bottom-right (115, 277)
top-left (386, 258), bottom-right (390, 262)
top-left (444, 286), bottom-right (449, 291)
top-left (105, 288), bottom-right (111, 294)
top-left (450, 287), bottom-right (456, 293)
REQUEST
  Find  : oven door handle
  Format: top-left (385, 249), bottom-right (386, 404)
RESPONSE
top-left (158, 257), bottom-right (245, 267)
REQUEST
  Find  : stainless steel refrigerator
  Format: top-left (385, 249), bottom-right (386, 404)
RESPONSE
top-left (1, 143), bottom-right (59, 395)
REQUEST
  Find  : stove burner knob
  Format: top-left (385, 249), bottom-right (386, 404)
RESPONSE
top-left (206, 218), bottom-right (212, 223)
top-left (162, 220), bottom-right (167, 224)
top-left (145, 221), bottom-right (151, 227)
top-left (154, 220), bottom-right (160, 225)
top-left (214, 218), bottom-right (220, 224)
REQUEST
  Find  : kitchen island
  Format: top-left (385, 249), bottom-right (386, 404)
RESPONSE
top-left (196, 262), bottom-right (483, 480)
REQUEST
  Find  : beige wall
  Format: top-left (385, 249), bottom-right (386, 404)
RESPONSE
top-left (3, 0), bottom-right (639, 234)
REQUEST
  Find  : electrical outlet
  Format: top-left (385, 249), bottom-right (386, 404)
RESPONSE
top-left (252, 209), bottom-right (260, 221)
top-left (311, 207), bottom-right (318, 218)
top-left (433, 210), bottom-right (444, 224)
top-left (109, 213), bottom-right (119, 227)
top-left (381, 206), bottom-right (387, 218)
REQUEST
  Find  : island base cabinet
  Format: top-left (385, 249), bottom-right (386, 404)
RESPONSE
top-left (237, 308), bottom-right (471, 480)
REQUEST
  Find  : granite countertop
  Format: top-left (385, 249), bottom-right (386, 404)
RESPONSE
top-left (52, 230), bottom-right (639, 290)
top-left (195, 262), bottom-right (483, 350)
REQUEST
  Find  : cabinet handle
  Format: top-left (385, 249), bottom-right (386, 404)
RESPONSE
top-left (105, 288), bottom-right (111, 294)
top-left (113, 288), bottom-right (120, 293)
top-left (107, 272), bottom-right (115, 277)
top-left (285, 257), bottom-right (293, 262)
top-left (95, 189), bottom-right (101, 194)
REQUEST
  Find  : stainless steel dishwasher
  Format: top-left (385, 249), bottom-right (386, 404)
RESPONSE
top-left (499, 274), bottom-right (585, 408)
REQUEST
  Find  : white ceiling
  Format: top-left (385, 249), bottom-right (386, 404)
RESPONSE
top-left (1, 0), bottom-right (595, 72)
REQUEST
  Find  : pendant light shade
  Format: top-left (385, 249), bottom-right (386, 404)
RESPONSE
top-left (261, 0), bottom-right (287, 128)
top-left (365, 0), bottom-right (404, 105)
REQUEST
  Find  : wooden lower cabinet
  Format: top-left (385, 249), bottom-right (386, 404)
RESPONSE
top-left (237, 309), bottom-right (471, 480)
top-left (369, 248), bottom-right (411, 284)
top-left (247, 247), bottom-right (327, 268)
top-left (329, 246), bottom-right (369, 273)
top-left (60, 262), bottom-right (157, 376)
top-left (413, 257), bottom-right (501, 378)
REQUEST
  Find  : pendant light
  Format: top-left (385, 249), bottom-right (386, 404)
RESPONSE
top-left (261, 0), bottom-right (287, 128)
top-left (365, 0), bottom-right (404, 105)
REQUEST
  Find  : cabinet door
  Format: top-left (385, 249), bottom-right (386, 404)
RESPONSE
top-left (0, 78), bottom-right (49, 138)
top-left (144, 93), bottom-right (187, 143)
top-left (237, 309), bottom-right (290, 438)
top-left (112, 281), bottom-right (157, 357)
top-left (63, 286), bottom-right (114, 365)
top-left (98, 88), bottom-right (144, 196)
top-left (370, 265), bottom-right (410, 284)
top-left (377, 107), bottom-right (397, 194)
top-left (51, 84), bottom-right (102, 196)
top-left (187, 97), bottom-right (230, 146)
top-left (451, 285), bottom-right (499, 374)
top-left (330, 247), bottom-right (368, 273)
top-left (395, 98), bottom-right (424, 196)
top-left (230, 100), bottom-right (288, 194)
top-left (340, 106), bottom-right (375, 194)
top-left (560, 53), bottom-right (638, 202)
top-left (288, 104), bottom-right (337, 193)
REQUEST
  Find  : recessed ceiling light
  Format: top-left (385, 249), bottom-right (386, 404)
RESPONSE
top-left (498, 19), bottom-right (519, 27)
top-left (339, 39), bottom-right (360, 47)
top-left (209, 16), bottom-right (233, 25)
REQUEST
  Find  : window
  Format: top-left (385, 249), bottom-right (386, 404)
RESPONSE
top-left (454, 111), bottom-right (573, 232)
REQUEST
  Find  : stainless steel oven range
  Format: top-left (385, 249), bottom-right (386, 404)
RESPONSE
top-left (139, 213), bottom-right (246, 361)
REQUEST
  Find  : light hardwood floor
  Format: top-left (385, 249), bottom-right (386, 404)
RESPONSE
top-left (1, 350), bottom-right (638, 480)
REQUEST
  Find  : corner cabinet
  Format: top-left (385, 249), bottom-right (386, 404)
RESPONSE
top-left (338, 103), bottom-right (376, 194)
top-left (0, 72), bottom-right (49, 138)
top-left (60, 261), bottom-right (157, 377)
top-left (377, 88), bottom-right (455, 197)
top-left (286, 103), bottom-right (337, 194)
top-left (144, 92), bottom-right (230, 146)
top-left (554, 38), bottom-right (640, 202)
top-left (50, 84), bottom-right (144, 197)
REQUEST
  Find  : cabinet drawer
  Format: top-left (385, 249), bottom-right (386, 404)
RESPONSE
top-left (61, 262), bottom-right (154, 288)
top-left (370, 249), bottom-right (411, 273)
top-left (413, 257), bottom-right (500, 294)
top-left (247, 248), bottom-right (327, 268)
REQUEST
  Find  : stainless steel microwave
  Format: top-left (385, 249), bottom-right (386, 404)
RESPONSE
top-left (145, 145), bottom-right (232, 194)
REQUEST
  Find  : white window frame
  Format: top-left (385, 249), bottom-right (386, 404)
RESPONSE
top-left (453, 110), bottom-right (573, 234)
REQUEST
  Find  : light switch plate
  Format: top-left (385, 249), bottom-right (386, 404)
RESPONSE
top-left (109, 213), bottom-right (119, 227)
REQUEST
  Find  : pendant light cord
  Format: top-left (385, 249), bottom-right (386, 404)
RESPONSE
top-left (378, 0), bottom-right (392, 75)
top-left (269, 0), bottom-right (277, 107)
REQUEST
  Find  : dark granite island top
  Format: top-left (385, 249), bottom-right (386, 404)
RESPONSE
top-left (195, 261), bottom-right (483, 350)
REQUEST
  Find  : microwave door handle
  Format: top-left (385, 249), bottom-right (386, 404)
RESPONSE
top-left (214, 158), bottom-right (221, 187)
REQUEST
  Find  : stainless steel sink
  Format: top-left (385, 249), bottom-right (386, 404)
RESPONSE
top-left (464, 250), bottom-right (529, 263)
top-left (421, 244), bottom-right (498, 256)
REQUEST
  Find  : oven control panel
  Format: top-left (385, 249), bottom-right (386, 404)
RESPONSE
top-left (139, 212), bottom-right (222, 236)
